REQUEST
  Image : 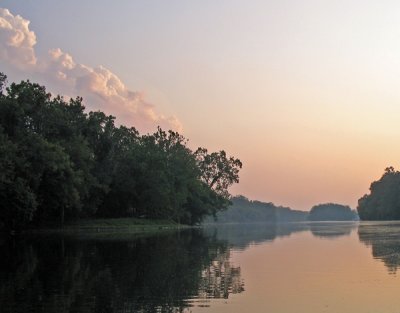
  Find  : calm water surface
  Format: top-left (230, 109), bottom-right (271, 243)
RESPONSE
top-left (2, 222), bottom-right (400, 313)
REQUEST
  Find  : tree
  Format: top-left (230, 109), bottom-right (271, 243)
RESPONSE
top-left (0, 129), bottom-right (37, 230)
top-left (131, 128), bottom-right (199, 222)
top-left (358, 167), bottom-right (400, 220)
top-left (0, 72), bottom-right (7, 95)
top-left (97, 125), bottom-right (140, 217)
top-left (194, 148), bottom-right (242, 198)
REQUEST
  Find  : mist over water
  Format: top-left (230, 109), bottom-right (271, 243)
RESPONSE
top-left (2, 222), bottom-right (400, 313)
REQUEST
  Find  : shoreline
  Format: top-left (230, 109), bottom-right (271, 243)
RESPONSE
top-left (11, 218), bottom-right (193, 237)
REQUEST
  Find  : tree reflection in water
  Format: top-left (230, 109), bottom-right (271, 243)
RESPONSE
top-left (310, 222), bottom-right (358, 239)
top-left (198, 249), bottom-right (244, 300)
top-left (2, 221), bottom-right (378, 313)
top-left (0, 229), bottom-right (243, 313)
top-left (205, 222), bottom-right (358, 250)
top-left (358, 222), bottom-right (400, 274)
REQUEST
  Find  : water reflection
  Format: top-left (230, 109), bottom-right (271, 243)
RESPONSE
top-left (198, 249), bottom-right (244, 300)
top-left (4, 222), bottom-right (400, 313)
top-left (310, 222), bottom-right (357, 239)
top-left (358, 222), bottom-right (400, 274)
top-left (0, 230), bottom-right (243, 313)
top-left (205, 222), bottom-right (358, 250)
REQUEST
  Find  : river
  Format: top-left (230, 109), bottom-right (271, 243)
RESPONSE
top-left (2, 221), bottom-right (400, 313)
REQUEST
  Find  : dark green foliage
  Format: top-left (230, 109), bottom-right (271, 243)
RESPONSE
top-left (0, 73), bottom-right (242, 230)
top-left (0, 129), bottom-right (36, 230)
top-left (358, 167), bottom-right (400, 220)
top-left (204, 195), bottom-right (308, 223)
top-left (309, 203), bottom-right (358, 221)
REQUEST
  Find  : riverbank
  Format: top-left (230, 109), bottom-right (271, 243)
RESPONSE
top-left (23, 218), bottom-right (190, 237)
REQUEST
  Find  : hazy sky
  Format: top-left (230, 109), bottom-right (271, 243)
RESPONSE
top-left (2, 1), bottom-right (400, 210)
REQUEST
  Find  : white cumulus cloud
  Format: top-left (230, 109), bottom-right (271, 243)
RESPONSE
top-left (0, 8), bottom-right (36, 69)
top-left (0, 8), bottom-right (182, 133)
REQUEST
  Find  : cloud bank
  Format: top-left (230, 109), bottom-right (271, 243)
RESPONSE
top-left (0, 8), bottom-right (182, 133)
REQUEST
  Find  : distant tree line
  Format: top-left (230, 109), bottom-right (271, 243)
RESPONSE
top-left (205, 196), bottom-right (359, 223)
top-left (308, 203), bottom-right (358, 221)
top-left (204, 195), bottom-right (308, 223)
top-left (0, 73), bottom-right (242, 230)
top-left (357, 167), bottom-right (400, 220)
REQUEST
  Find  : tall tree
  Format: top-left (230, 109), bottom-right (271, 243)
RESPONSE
top-left (195, 148), bottom-right (242, 198)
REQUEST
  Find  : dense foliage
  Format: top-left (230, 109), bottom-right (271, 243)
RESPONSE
top-left (204, 195), bottom-right (308, 223)
top-left (357, 167), bottom-right (400, 220)
top-left (308, 203), bottom-right (358, 221)
top-left (0, 74), bottom-right (242, 230)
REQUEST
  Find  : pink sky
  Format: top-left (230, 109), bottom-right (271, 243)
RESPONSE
top-left (2, 2), bottom-right (400, 210)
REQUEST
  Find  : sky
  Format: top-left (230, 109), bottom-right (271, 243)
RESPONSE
top-left (2, 1), bottom-right (400, 210)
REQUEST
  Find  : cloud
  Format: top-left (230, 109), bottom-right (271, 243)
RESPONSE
top-left (0, 8), bottom-right (182, 133)
top-left (0, 8), bottom-right (36, 69)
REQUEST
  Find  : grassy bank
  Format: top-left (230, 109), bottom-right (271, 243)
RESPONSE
top-left (26, 218), bottom-right (190, 236)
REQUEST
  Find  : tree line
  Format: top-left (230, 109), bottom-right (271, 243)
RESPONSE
top-left (205, 195), bottom-right (309, 223)
top-left (0, 73), bottom-right (242, 230)
top-left (206, 196), bottom-right (359, 223)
